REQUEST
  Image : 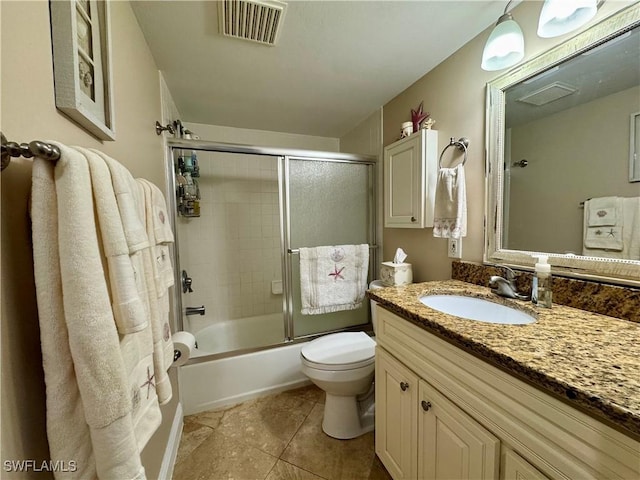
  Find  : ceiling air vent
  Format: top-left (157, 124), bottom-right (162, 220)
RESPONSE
top-left (516, 82), bottom-right (578, 106)
top-left (218, 0), bottom-right (287, 46)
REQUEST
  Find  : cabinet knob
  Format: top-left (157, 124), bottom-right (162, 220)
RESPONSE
top-left (411, 216), bottom-right (416, 222)
top-left (400, 381), bottom-right (409, 391)
top-left (421, 400), bottom-right (432, 411)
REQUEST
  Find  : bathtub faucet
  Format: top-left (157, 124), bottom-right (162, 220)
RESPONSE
top-left (186, 305), bottom-right (206, 316)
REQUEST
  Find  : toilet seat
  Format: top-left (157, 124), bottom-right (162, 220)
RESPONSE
top-left (301, 332), bottom-right (375, 371)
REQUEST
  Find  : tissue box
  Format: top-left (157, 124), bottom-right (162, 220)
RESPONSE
top-left (380, 262), bottom-right (413, 287)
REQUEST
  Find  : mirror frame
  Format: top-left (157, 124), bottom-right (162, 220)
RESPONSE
top-left (485, 4), bottom-right (640, 287)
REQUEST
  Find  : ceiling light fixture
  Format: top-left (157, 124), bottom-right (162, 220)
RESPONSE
top-left (537, 0), bottom-right (599, 38)
top-left (481, 1), bottom-right (525, 72)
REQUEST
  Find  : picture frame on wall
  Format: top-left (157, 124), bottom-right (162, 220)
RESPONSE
top-left (50, 0), bottom-right (115, 141)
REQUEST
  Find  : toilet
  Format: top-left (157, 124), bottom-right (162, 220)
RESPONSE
top-left (300, 280), bottom-right (385, 439)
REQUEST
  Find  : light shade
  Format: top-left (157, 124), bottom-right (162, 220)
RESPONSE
top-left (537, 0), bottom-right (598, 38)
top-left (481, 13), bottom-right (525, 71)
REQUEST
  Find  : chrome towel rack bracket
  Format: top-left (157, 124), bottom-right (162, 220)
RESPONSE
top-left (438, 136), bottom-right (469, 168)
top-left (1, 131), bottom-right (61, 172)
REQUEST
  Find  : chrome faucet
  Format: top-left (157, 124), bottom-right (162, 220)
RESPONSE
top-left (186, 305), bottom-right (206, 316)
top-left (489, 266), bottom-right (530, 300)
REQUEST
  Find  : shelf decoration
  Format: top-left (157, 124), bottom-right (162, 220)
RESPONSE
top-left (411, 101), bottom-right (430, 133)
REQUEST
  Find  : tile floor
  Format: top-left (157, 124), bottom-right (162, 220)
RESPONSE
top-left (174, 385), bottom-right (392, 480)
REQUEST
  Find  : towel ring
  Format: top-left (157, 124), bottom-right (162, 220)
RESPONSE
top-left (438, 137), bottom-right (469, 168)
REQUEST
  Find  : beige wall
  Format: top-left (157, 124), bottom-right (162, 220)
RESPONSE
top-left (1, 1), bottom-right (174, 477)
top-left (509, 85), bottom-right (640, 254)
top-left (184, 122), bottom-right (340, 152)
top-left (340, 108), bottom-right (384, 271)
top-left (382, 0), bottom-right (634, 282)
top-left (340, 108), bottom-right (383, 157)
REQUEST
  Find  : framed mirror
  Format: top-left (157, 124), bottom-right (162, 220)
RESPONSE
top-left (485, 4), bottom-right (640, 286)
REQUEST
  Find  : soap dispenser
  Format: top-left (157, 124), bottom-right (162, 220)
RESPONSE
top-left (532, 255), bottom-right (552, 308)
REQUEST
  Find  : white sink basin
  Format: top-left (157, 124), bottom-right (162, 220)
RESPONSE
top-left (419, 295), bottom-right (536, 325)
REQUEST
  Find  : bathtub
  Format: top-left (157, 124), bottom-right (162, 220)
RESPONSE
top-left (180, 312), bottom-right (310, 415)
top-left (191, 312), bottom-right (285, 356)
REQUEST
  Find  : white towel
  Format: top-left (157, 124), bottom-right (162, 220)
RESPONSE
top-left (584, 226), bottom-right (624, 251)
top-left (433, 164), bottom-right (467, 238)
top-left (586, 196), bottom-right (619, 226)
top-left (137, 178), bottom-right (175, 405)
top-left (31, 157), bottom-right (97, 480)
top-left (583, 197), bottom-right (640, 259)
top-left (78, 146), bottom-right (149, 335)
top-left (299, 244), bottom-right (369, 315)
top-left (31, 143), bottom-right (163, 480)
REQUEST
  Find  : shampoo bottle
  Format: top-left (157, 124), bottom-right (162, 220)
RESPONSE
top-left (532, 255), bottom-right (552, 308)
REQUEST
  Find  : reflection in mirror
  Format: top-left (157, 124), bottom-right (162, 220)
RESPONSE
top-left (504, 24), bottom-right (640, 257)
top-left (485, 5), bottom-right (640, 285)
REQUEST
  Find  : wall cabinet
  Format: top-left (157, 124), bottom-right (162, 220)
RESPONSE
top-left (383, 130), bottom-right (438, 228)
top-left (375, 306), bottom-right (640, 480)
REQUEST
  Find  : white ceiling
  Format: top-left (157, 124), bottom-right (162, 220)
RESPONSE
top-left (132, 1), bottom-right (509, 138)
top-left (505, 25), bottom-right (640, 127)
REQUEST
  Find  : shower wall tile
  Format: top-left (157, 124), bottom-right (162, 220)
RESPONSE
top-left (178, 151), bottom-right (283, 331)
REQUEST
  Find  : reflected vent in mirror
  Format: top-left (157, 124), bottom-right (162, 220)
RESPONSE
top-left (516, 81), bottom-right (578, 106)
top-left (218, 0), bottom-right (287, 46)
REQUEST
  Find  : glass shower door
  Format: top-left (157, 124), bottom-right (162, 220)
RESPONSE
top-left (285, 157), bottom-right (374, 338)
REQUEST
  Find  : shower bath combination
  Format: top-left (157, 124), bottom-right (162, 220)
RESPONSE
top-left (164, 138), bottom-right (377, 364)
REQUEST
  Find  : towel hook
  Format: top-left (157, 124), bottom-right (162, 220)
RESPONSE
top-left (155, 121), bottom-right (175, 136)
top-left (438, 137), bottom-right (469, 168)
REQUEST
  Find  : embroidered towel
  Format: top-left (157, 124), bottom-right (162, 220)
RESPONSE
top-left (583, 197), bottom-right (639, 258)
top-left (137, 178), bottom-right (175, 405)
top-left (433, 164), bottom-right (467, 238)
top-left (586, 196), bottom-right (619, 226)
top-left (299, 244), bottom-right (369, 315)
top-left (584, 226), bottom-right (624, 251)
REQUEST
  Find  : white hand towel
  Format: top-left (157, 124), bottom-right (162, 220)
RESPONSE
top-left (584, 226), bottom-right (624, 251)
top-left (583, 197), bottom-right (640, 259)
top-left (586, 196), bottom-right (619, 226)
top-left (299, 244), bottom-right (369, 315)
top-left (433, 164), bottom-right (467, 239)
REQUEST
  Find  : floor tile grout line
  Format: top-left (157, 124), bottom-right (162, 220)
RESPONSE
top-left (262, 453), bottom-right (280, 480)
top-left (277, 397), bottom-right (320, 459)
top-left (277, 458), bottom-right (331, 480)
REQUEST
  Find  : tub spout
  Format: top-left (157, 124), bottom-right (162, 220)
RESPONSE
top-left (186, 306), bottom-right (205, 316)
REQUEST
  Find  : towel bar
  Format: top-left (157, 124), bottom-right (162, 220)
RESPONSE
top-left (287, 245), bottom-right (378, 255)
top-left (1, 131), bottom-right (61, 172)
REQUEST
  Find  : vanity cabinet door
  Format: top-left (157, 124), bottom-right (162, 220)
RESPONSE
top-left (501, 448), bottom-right (549, 480)
top-left (418, 379), bottom-right (500, 480)
top-left (375, 347), bottom-right (419, 480)
top-left (383, 129), bottom-right (437, 228)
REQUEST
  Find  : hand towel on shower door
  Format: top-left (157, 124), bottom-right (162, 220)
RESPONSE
top-left (299, 244), bottom-right (369, 315)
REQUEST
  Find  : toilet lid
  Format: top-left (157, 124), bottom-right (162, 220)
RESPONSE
top-left (301, 332), bottom-right (375, 366)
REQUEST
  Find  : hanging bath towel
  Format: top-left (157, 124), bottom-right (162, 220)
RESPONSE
top-left (433, 164), bottom-right (467, 238)
top-left (299, 244), bottom-right (369, 315)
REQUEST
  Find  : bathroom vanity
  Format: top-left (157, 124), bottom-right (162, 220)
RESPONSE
top-left (369, 281), bottom-right (640, 480)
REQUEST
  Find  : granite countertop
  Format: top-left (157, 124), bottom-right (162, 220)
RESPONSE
top-left (367, 280), bottom-right (640, 440)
